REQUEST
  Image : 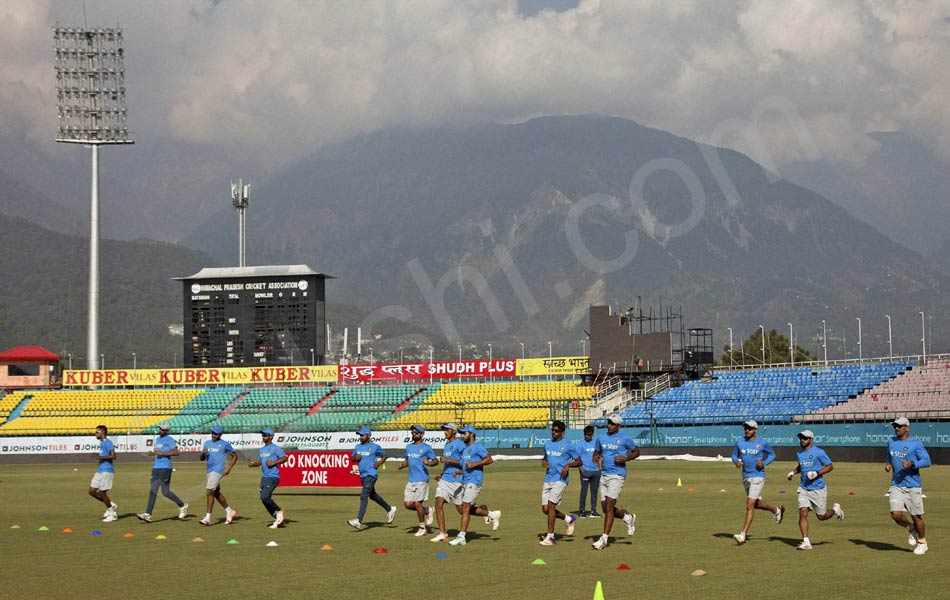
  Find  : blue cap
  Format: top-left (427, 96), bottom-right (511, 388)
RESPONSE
top-left (260, 428), bottom-right (275, 436)
top-left (210, 425), bottom-right (223, 435)
top-left (411, 424), bottom-right (425, 433)
top-left (460, 426), bottom-right (476, 435)
top-left (356, 427), bottom-right (371, 435)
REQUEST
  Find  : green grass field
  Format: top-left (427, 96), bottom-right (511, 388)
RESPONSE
top-left (0, 458), bottom-right (946, 599)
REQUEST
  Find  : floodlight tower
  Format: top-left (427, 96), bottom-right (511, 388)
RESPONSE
top-left (54, 25), bottom-right (134, 371)
top-left (231, 179), bottom-right (250, 267)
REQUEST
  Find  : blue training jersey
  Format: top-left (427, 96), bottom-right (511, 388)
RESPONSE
top-left (543, 439), bottom-right (580, 483)
top-left (353, 442), bottom-right (386, 479)
top-left (578, 438), bottom-right (599, 472)
top-left (405, 442), bottom-right (436, 483)
top-left (441, 438), bottom-right (465, 480)
top-left (152, 435), bottom-right (177, 469)
top-left (732, 437), bottom-right (775, 478)
top-left (97, 438), bottom-right (115, 473)
top-left (258, 443), bottom-right (286, 479)
top-left (203, 438), bottom-right (236, 474)
top-left (796, 446), bottom-right (832, 491)
top-left (595, 432), bottom-right (638, 477)
top-left (887, 437), bottom-right (931, 488)
top-left (461, 442), bottom-right (489, 485)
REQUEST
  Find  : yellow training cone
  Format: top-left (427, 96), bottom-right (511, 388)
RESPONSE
top-left (593, 580), bottom-right (605, 600)
top-left (155, 534), bottom-right (167, 540)
top-left (676, 478), bottom-right (683, 487)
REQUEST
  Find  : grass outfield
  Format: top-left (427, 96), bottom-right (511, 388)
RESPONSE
top-left (0, 458), bottom-right (946, 599)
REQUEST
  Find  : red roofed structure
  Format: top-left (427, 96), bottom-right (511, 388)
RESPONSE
top-left (0, 345), bottom-right (60, 389)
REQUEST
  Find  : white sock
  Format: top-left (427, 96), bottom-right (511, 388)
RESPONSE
top-left (458, 531), bottom-right (467, 538)
top-left (803, 537), bottom-right (810, 543)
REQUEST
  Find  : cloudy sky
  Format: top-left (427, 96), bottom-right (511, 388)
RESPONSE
top-left (2, 0), bottom-right (948, 241)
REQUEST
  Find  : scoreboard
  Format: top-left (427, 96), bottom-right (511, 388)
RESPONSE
top-left (177, 265), bottom-right (331, 367)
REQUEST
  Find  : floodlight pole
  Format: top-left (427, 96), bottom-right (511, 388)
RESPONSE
top-left (53, 25), bottom-right (134, 372)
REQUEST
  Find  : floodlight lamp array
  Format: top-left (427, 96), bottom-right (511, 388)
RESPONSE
top-left (53, 25), bottom-right (133, 144)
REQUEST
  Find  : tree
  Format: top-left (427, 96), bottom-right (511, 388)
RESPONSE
top-left (720, 329), bottom-right (814, 366)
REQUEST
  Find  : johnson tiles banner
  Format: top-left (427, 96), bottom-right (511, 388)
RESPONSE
top-left (516, 356), bottom-right (589, 376)
top-left (338, 359), bottom-right (517, 382)
top-left (62, 366), bottom-right (339, 387)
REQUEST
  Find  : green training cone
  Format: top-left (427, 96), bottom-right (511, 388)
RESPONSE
top-left (593, 580), bottom-right (605, 600)
top-left (532, 558), bottom-right (546, 565)
top-left (227, 539), bottom-right (239, 544)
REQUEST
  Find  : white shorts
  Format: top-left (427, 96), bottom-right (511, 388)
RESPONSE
top-left (541, 481), bottom-right (567, 506)
top-left (743, 477), bottom-right (765, 500)
top-left (206, 471), bottom-right (224, 490)
top-left (435, 478), bottom-right (464, 505)
top-left (461, 483), bottom-right (482, 505)
top-left (404, 481), bottom-right (430, 502)
top-left (90, 472), bottom-right (114, 491)
top-left (599, 474), bottom-right (625, 501)
top-left (889, 486), bottom-right (924, 515)
top-left (797, 487), bottom-right (828, 514)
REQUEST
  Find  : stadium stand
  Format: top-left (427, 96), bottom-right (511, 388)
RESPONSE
top-left (288, 383), bottom-right (436, 432)
top-left (810, 361), bottom-right (950, 420)
top-left (381, 381), bottom-right (594, 430)
top-left (615, 362), bottom-right (914, 425)
top-left (0, 389), bottom-right (202, 435)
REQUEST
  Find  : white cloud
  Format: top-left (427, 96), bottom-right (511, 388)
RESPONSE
top-left (2, 0), bottom-right (949, 181)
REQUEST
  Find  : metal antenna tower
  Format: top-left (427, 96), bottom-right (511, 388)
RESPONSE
top-left (231, 179), bottom-right (250, 267)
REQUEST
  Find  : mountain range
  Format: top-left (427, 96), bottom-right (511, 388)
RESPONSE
top-left (2, 115), bottom-right (948, 363)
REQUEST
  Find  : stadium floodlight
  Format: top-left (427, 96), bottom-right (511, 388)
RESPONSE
top-left (54, 25), bottom-right (134, 371)
top-left (231, 179), bottom-right (250, 267)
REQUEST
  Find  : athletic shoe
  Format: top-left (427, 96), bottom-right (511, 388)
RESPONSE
top-left (539, 536), bottom-right (556, 546)
top-left (448, 534), bottom-right (466, 546)
top-left (592, 536), bottom-right (608, 550)
top-left (490, 510), bottom-right (501, 531)
top-left (589, 511), bottom-right (602, 518)
top-left (430, 532), bottom-right (449, 542)
top-left (102, 513), bottom-right (118, 523)
top-left (833, 503), bottom-right (844, 521)
top-left (269, 510), bottom-right (284, 529)
top-left (624, 512), bottom-right (636, 536)
top-left (797, 540), bottom-right (812, 550)
top-left (425, 506), bottom-right (434, 526)
top-left (774, 505), bottom-right (785, 524)
top-left (733, 532), bottom-right (746, 545)
top-left (913, 543), bottom-right (928, 555)
top-left (387, 506), bottom-right (397, 524)
top-left (225, 508), bottom-right (236, 524)
top-left (908, 527), bottom-right (918, 547)
top-left (136, 513), bottom-right (152, 523)
top-left (103, 503), bottom-right (117, 518)
top-left (578, 510), bottom-right (589, 518)
top-left (565, 514), bottom-right (578, 536)
top-left (178, 503), bottom-right (189, 520)
top-left (414, 526), bottom-right (428, 537)
top-left (199, 516), bottom-right (212, 526)
top-left (347, 519), bottom-right (362, 529)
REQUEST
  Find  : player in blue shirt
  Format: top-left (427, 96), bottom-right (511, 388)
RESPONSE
top-left (731, 420), bottom-right (784, 545)
top-left (397, 424), bottom-right (439, 536)
top-left (591, 414), bottom-right (639, 550)
top-left (886, 417), bottom-right (932, 555)
top-left (137, 423), bottom-right (188, 523)
top-left (430, 422), bottom-right (466, 542)
top-left (785, 430), bottom-right (844, 550)
top-left (348, 427), bottom-right (397, 529)
top-left (199, 425), bottom-right (238, 526)
top-left (248, 429), bottom-right (288, 529)
top-left (448, 426), bottom-right (501, 546)
top-left (577, 425), bottom-right (601, 518)
top-left (539, 420), bottom-right (582, 545)
top-left (89, 425), bottom-right (119, 522)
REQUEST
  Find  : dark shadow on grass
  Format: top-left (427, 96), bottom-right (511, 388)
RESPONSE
top-left (766, 536), bottom-right (805, 548)
top-left (849, 538), bottom-right (909, 552)
top-left (712, 532), bottom-right (736, 540)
